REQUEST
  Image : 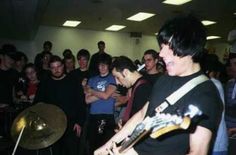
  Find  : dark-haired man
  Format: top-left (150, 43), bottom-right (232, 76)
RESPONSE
top-left (34, 55), bottom-right (85, 155)
top-left (89, 41), bottom-right (112, 76)
top-left (142, 49), bottom-right (163, 85)
top-left (63, 53), bottom-right (75, 74)
top-left (111, 56), bottom-right (152, 122)
top-left (71, 49), bottom-right (91, 86)
top-left (95, 15), bottom-right (222, 155)
top-left (85, 53), bottom-right (116, 154)
top-left (34, 41), bottom-right (53, 76)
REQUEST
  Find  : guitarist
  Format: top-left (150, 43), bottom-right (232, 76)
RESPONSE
top-left (112, 56), bottom-right (152, 125)
top-left (94, 15), bottom-right (223, 155)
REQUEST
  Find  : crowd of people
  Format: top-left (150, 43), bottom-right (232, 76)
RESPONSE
top-left (0, 14), bottom-right (236, 155)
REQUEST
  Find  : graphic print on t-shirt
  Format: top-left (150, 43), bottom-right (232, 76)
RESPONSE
top-left (97, 80), bottom-right (107, 92)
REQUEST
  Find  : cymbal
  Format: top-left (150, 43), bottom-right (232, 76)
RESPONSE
top-left (11, 103), bottom-right (67, 150)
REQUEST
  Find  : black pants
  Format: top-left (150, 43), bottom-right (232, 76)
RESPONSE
top-left (87, 114), bottom-right (115, 155)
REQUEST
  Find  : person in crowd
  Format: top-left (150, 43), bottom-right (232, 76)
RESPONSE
top-left (69, 49), bottom-right (91, 155)
top-left (14, 51), bottom-right (28, 73)
top-left (0, 44), bottom-right (19, 138)
top-left (63, 53), bottom-right (75, 74)
top-left (62, 49), bottom-right (73, 58)
top-left (225, 53), bottom-right (236, 135)
top-left (228, 29), bottom-right (236, 53)
top-left (71, 49), bottom-right (91, 87)
top-left (85, 53), bottom-right (116, 155)
top-left (36, 51), bottom-right (52, 81)
top-left (89, 41), bottom-right (112, 76)
top-left (201, 53), bottom-right (228, 155)
top-left (34, 55), bottom-right (85, 155)
top-left (15, 63), bottom-right (39, 104)
top-left (95, 15), bottom-right (222, 155)
top-left (0, 44), bottom-right (19, 105)
top-left (43, 41), bottom-right (53, 53)
top-left (142, 49), bottom-right (163, 84)
top-left (34, 41), bottom-right (53, 77)
top-left (112, 56), bottom-right (152, 124)
top-left (14, 51), bottom-right (29, 98)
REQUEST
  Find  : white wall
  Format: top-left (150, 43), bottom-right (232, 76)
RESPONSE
top-left (0, 26), bottom-right (159, 62)
top-left (1, 25), bottom-right (231, 64)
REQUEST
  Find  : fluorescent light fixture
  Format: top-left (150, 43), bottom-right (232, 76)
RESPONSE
top-left (207, 36), bottom-right (221, 40)
top-left (63, 20), bottom-right (81, 27)
top-left (201, 20), bottom-right (216, 26)
top-left (127, 12), bottom-right (155, 22)
top-left (162, 0), bottom-right (192, 5)
top-left (234, 12), bottom-right (236, 15)
top-left (105, 25), bottom-right (126, 31)
top-left (155, 32), bottom-right (159, 35)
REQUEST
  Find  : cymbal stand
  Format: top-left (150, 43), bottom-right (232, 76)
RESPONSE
top-left (12, 126), bottom-right (25, 155)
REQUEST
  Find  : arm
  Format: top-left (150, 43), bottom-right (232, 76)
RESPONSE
top-left (94, 102), bottom-right (149, 155)
top-left (187, 126), bottom-right (212, 155)
top-left (113, 92), bottom-right (129, 107)
top-left (85, 93), bottom-right (100, 104)
top-left (91, 84), bottom-right (116, 100)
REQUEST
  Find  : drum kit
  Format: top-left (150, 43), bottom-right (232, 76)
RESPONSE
top-left (1, 103), bottom-right (67, 155)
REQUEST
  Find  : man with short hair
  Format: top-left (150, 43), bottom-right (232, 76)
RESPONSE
top-left (43, 41), bottom-right (53, 53)
top-left (142, 49), bottom-right (163, 84)
top-left (95, 15), bottom-right (222, 155)
top-left (34, 41), bottom-right (53, 75)
top-left (63, 53), bottom-right (75, 74)
top-left (112, 56), bottom-right (152, 122)
top-left (34, 55), bottom-right (85, 155)
top-left (85, 53), bottom-right (116, 154)
top-left (71, 49), bottom-right (91, 86)
top-left (89, 41), bottom-right (112, 76)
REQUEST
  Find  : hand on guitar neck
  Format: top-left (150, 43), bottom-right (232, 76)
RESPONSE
top-left (100, 104), bottom-right (202, 155)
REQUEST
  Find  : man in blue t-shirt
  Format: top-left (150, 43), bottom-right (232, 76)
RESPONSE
top-left (85, 53), bottom-right (116, 154)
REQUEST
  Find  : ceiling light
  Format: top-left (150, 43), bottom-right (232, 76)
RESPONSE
top-left (155, 32), bottom-right (159, 35)
top-left (127, 12), bottom-right (155, 22)
top-left (162, 0), bottom-right (192, 5)
top-left (63, 20), bottom-right (81, 27)
top-left (105, 25), bottom-right (126, 31)
top-left (207, 36), bottom-right (221, 40)
top-left (201, 20), bottom-right (216, 26)
top-left (234, 12), bottom-right (236, 15)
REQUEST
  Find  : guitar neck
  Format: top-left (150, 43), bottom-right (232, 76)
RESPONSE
top-left (119, 129), bottom-right (149, 153)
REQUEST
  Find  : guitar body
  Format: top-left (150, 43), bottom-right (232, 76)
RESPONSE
top-left (150, 117), bottom-right (191, 138)
top-left (118, 105), bottom-right (202, 154)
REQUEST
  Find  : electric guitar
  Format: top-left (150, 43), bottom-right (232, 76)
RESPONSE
top-left (118, 104), bottom-right (202, 153)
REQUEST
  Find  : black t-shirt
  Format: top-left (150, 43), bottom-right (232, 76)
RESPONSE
top-left (70, 68), bottom-right (91, 85)
top-left (34, 75), bottom-right (85, 126)
top-left (143, 72), bottom-right (162, 85)
top-left (134, 71), bottom-right (222, 155)
top-left (0, 68), bottom-right (19, 104)
top-left (130, 77), bottom-right (152, 117)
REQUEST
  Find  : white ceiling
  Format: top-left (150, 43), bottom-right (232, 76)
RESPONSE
top-left (1, 0), bottom-right (236, 43)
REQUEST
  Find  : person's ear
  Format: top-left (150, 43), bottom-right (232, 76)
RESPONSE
top-left (122, 69), bottom-right (129, 78)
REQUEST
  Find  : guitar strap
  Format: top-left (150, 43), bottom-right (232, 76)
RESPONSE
top-left (122, 79), bottom-right (148, 123)
top-left (155, 74), bottom-right (208, 113)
